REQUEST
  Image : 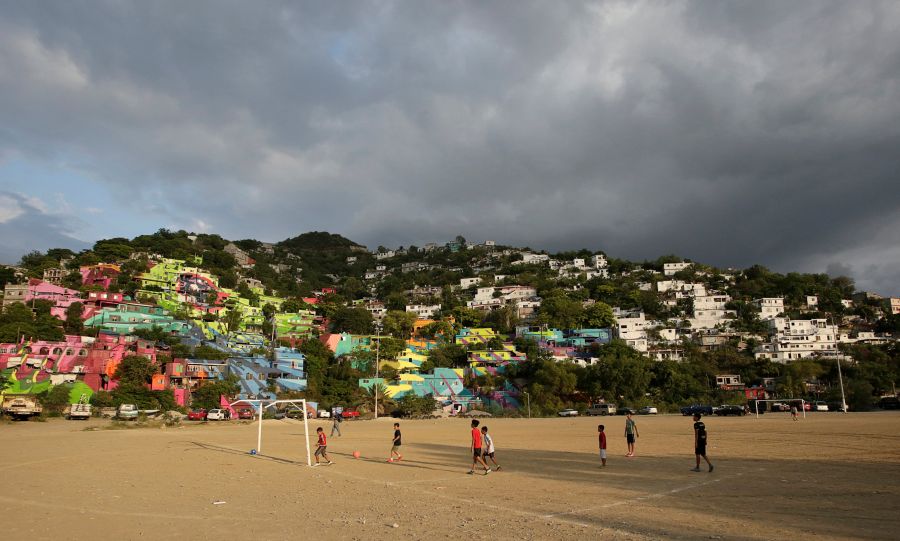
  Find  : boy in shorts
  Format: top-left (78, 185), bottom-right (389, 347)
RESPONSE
top-left (468, 419), bottom-right (491, 475)
top-left (624, 413), bottom-right (638, 457)
top-left (598, 424), bottom-right (607, 467)
top-left (691, 414), bottom-right (713, 472)
top-left (388, 422), bottom-right (403, 462)
top-left (480, 425), bottom-right (501, 470)
top-left (314, 427), bottom-right (332, 466)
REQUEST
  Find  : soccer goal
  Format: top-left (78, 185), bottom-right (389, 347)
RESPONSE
top-left (751, 398), bottom-right (806, 419)
top-left (229, 398), bottom-right (312, 466)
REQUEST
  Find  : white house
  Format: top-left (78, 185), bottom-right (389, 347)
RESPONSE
top-left (460, 277), bottom-right (480, 289)
top-left (806, 296), bottom-right (818, 309)
top-left (754, 318), bottom-right (839, 362)
top-left (756, 298), bottom-right (784, 320)
top-left (406, 304), bottom-right (441, 319)
top-left (663, 262), bottom-right (692, 276)
top-left (615, 313), bottom-right (649, 353)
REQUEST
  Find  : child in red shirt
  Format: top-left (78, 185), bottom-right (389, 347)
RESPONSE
top-left (314, 427), bottom-right (332, 466)
top-left (468, 419), bottom-right (491, 475)
top-left (598, 424), bottom-right (607, 467)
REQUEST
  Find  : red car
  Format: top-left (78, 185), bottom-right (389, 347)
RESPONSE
top-left (236, 408), bottom-right (254, 420)
top-left (187, 409), bottom-right (208, 421)
top-left (340, 409), bottom-right (360, 419)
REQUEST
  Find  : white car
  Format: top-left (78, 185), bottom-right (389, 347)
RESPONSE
top-left (206, 409), bottom-right (230, 420)
top-left (557, 408), bottom-right (579, 417)
top-left (813, 401), bottom-right (829, 412)
top-left (318, 410), bottom-right (331, 418)
top-left (638, 406), bottom-right (658, 415)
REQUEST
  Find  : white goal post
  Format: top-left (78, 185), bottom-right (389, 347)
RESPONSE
top-left (229, 398), bottom-right (312, 466)
top-left (751, 398), bottom-right (806, 419)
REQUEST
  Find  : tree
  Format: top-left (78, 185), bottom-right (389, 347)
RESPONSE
top-left (191, 375), bottom-right (240, 410)
top-left (536, 295), bottom-right (584, 329)
top-left (394, 394), bottom-right (437, 417)
top-left (331, 306), bottom-right (374, 335)
top-left (64, 302), bottom-right (84, 334)
top-left (382, 310), bottom-right (417, 339)
top-left (38, 384), bottom-right (74, 415)
top-left (115, 355), bottom-right (158, 387)
top-left (583, 301), bottom-right (615, 328)
top-left (224, 308), bottom-right (243, 333)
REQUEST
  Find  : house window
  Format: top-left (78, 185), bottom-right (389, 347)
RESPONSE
top-left (78, 349), bottom-right (87, 356)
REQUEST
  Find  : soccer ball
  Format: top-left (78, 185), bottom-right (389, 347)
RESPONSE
top-left (249, 449), bottom-right (257, 455)
top-left (352, 451), bottom-right (361, 459)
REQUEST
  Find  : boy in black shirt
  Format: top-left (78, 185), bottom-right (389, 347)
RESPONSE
top-left (691, 414), bottom-right (713, 472)
top-left (388, 422), bottom-right (403, 463)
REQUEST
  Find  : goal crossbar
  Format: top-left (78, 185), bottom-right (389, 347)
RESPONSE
top-left (229, 398), bottom-right (312, 466)
top-left (751, 398), bottom-right (806, 419)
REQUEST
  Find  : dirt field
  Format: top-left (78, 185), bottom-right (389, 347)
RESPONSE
top-left (1, 412), bottom-right (899, 540)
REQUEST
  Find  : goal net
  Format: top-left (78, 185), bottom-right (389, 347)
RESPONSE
top-left (750, 398), bottom-right (807, 419)
top-left (229, 398), bottom-right (312, 466)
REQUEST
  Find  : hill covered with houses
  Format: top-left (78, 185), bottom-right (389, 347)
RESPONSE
top-left (1, 228), bottom-right (898, 417)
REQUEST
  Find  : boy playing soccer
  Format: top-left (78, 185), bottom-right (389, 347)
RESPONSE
top-left (468, 419), bottom-right (491, 475)
top-left (691, 413), bottom-right (713, 472)
top-left (314, 427), bottom-right (332, 466)
top-left (388, 422), bottom-right (403, 462)
top-left (480, 426), bottom-right (501, 470)
top-left (624, 413), bottom-right (638, 457)
top-left (598, 424), bottom-right (607, 467)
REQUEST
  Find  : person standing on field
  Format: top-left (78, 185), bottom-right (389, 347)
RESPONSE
top-left (624, 413), bottom-right (638, 457)
top-left (331, 410), bottom-right (343, 436)
top-left (691, 413), bottom-right (713, 472)
top-left (598, 424), bottom-right (607, 467)
top-left (791, 405), bottom-right (799, 421)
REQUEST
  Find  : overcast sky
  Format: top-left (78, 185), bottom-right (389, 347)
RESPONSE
top-left (1, 1), bottom-right (898, 294)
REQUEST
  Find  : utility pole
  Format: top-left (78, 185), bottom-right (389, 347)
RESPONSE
top-left (837, 357), bottom-right (848, 413)
top-left (373, 322), bottom-right (381, 419)
top-left (524, 391), bottom-right (531, 418)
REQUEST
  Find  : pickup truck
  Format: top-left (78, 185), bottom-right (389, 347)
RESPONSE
top-left (66, 403), bottom-right (92, 420)
top-left (2, 394), bottom-right (43, 420)
top-left (680, 404), bottom-right (714, 416)
top-left (116, 404), bottom-right (139, 421)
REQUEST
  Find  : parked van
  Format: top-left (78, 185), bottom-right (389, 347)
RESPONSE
top-left (587, 403), bottom-right (616, 416)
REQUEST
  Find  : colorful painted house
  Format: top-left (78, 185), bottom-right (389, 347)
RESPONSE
top-left (455, 327), bottom-right (502, 346)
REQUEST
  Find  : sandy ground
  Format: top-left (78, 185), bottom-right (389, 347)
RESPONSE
top-left (1, 412), bottom-right (899, 541)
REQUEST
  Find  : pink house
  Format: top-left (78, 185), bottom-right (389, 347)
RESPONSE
top-left (0, 333), bottom-right (161, 392)
top-left (81, 264), bottom-right (121, 291)
top-left (19, 279), bottom-right (92, 321)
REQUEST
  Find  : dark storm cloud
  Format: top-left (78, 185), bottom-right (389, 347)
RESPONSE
top-left (0, 1), bottom-right (898, 293)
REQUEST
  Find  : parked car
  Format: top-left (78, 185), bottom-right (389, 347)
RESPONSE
top-left (285, 406), bottom-right (306, 419)
top-left (116, 404), bottom-right (139, 421)
top-left (770, 402), bottom-right (790, 412)
top-left (616, 407), bottom-right (637, 416)
top-left (878, 396), bottom-right (900, 410)
top-left (65, 395), bottom-right (92, 420)
top-left (715, 404), bottom-right (747, 416)
top-left (638, 406), bottom-right (658, 415)
top-left (826, 401), bottom-right (848, 412)
top-left (236, 408), bottom-right (254, 420)
top-left (318, 410), bottom-right (332, 418)
top-left (340, 409), bottom-right (360, 419)
top-left (813, 401), bottom-right (829, 412)
top-left (680, 404), bottom-right (714, 416)
top-left (587, 403), bottom-right (617, 416)
top-left (187, 408), bottom-right (208, 421)
top-left (557, 408), bottom-right (579, 417)
top-left (206, 409), bottom-right (231, 420)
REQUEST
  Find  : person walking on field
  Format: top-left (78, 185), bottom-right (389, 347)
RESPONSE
top-left (691, 413), bottom-right (713, 472)
top-left (313, 427), bottom-right (332, 466)
top-left (388, 422), bottom-right (403, 462)
top-left (331, 410), bottom-right (343, 436)
top-left (480, 426), bottom-right (501, 470)
top-left (598, 424), bottom-right (607, 467)
top-left (790, 405), bottom-right (799, 421)
top-left (468, 419), bottom-right (491, 475)
top-left (624, 413), bottom-right (639, 457)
